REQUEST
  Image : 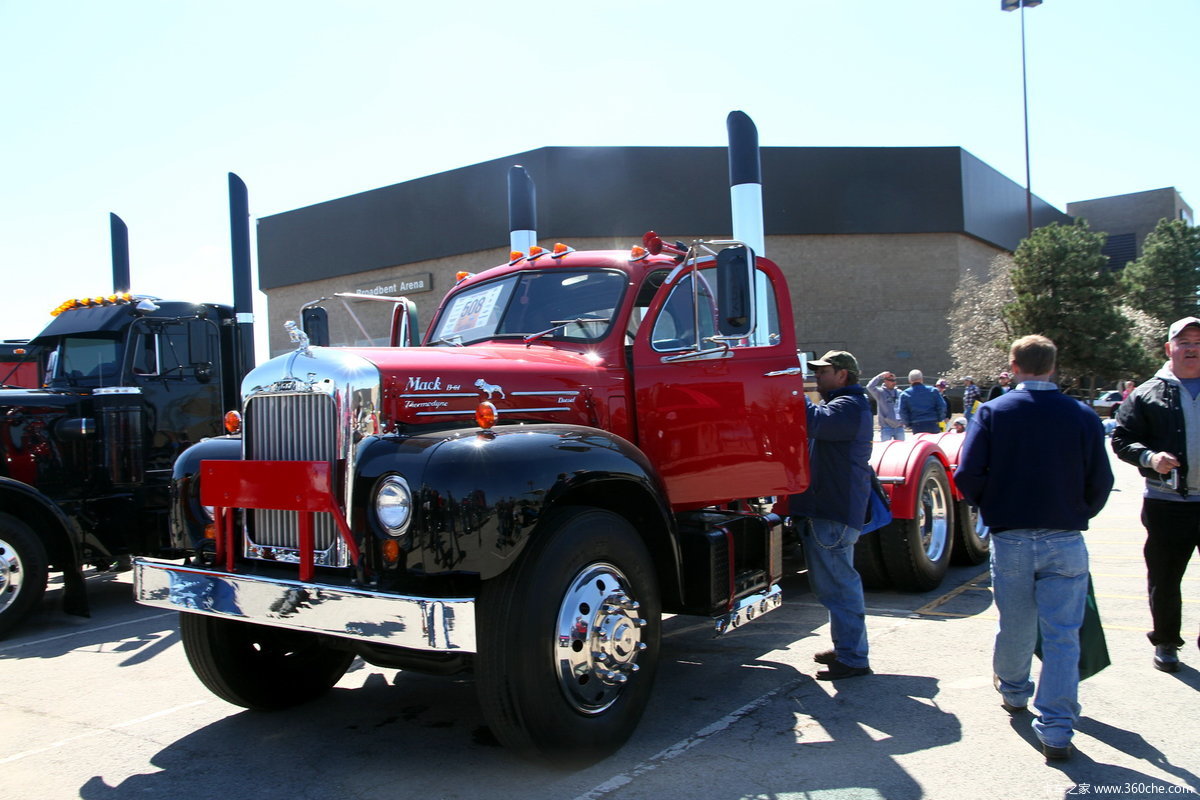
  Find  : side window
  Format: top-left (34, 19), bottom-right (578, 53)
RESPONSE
top-left (649, 266), bottom-right (780, 352)
top-left (131, 332), bottom-right (158, 374)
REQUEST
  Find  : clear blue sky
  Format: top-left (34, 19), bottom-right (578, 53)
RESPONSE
top-left (2, 0), bottom-right (1195, 355)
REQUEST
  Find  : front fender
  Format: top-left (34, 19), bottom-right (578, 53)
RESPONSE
top-left (169, 435), bottom-right (242, 551)
top-left (871, 436), bottom-right (955, 519)
top-left (355, 424), bottom-right (676, 583)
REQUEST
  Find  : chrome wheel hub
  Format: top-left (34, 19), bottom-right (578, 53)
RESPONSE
top-left (0, 536), bottom-right (24, 613)
top-left (554, 562), bottom-right (647, 715)
top-left (919, 474), bottom-right (950, 561)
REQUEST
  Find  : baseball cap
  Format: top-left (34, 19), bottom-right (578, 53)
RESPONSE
top-left (808, 349), bottom-right (860, 374)
top-left (935, 379), bottom-right (948, 388)
top-left (999, 371), bottom-right (1011, 379)
top-left (963, 376), bottom-right (974, 382)
top-left (1168, 316), bottom-right (1200, 340)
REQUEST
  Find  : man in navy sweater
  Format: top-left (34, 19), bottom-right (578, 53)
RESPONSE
top-left (954, 335), bottom-right (1113, 761)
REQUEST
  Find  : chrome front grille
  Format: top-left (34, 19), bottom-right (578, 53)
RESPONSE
top-left (244, 391), bottom-right (346, 567)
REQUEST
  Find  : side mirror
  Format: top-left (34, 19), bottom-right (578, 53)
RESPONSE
top-left (301, 306), bottom-right (330, 347)
top-left (716, 245), bottom-right (754, 337)
top-left (390, 299), bottom-right (420, 347)
top-left (187, 319), bottom-right (211, 365)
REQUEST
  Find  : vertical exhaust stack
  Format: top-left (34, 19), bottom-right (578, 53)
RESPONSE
top-left (110, 213), bottom-right (130, 294)
top-left (727, 111), bottom-right (765, 257)
top-left (228, 172), bottom-right (256, 372)
top-left (508, 165), bottom-right (537, 256)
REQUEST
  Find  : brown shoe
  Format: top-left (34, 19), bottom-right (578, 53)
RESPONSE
top-left (816, 660), bottom-right (872, 681)
top-left (813, 649), bottom-right (837, 665)
top-left (1042, 742), bottom-right (1073, 761)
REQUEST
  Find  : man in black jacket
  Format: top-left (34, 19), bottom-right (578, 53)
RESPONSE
top-left (1112, 316), bottom-right (1200, 673)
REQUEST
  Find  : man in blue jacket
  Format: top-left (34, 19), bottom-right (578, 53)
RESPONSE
top-left (955, 335), bottom-right (1113, 761)
top-left (789, 350), bottom-right (873, 680)
top-left (898, 370), bottom-right (947, 434)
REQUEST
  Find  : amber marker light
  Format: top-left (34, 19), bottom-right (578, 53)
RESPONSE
top-left (382, 539), bottom-right (401, 564)
top-left (475, 401), bottom-right (497, 429)
top-left (550, 242), bottom-right (575, 258)
top-left (204, 523), bottom-right (216, 540)
top-left (223, 410), bottom-right (242, 434)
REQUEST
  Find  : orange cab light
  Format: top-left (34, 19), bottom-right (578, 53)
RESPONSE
top-left (381, 538), bottom-right (401, 564)
top-left (550, 242), bottom-right (575, 259)
top-left (223, 410), bottom-right (242, 434)
top-left (13, 348), bottom-right (26, 355)
top-left (509, 251), bottom-right (525, 264)
top-left (93, 296), bottom-right (105, 305)
top-left (203, 523), bottom-right (216, 540)
top-left (475, 401), bottom-right (497, 429)
top-left (629, 244), bottom-right (647, 260)
top-left (528, 245), bottom-right (544, 255)
top-left (455, 271), bottom-right (473, 283)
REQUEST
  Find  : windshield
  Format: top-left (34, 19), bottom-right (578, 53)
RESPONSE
top-left (50, 335), bottom-right (123, 384)
top-left (430, 269), bottom-right (626, 346)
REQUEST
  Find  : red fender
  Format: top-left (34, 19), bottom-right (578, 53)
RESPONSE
top-left (870, 433), bottom-right (962, 519)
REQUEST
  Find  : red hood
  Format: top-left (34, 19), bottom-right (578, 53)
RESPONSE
top-left (346, 343), bottom-right (624, 429)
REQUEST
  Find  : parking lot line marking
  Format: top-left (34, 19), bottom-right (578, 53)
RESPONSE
top-left (572, 678), bottom-right (805, 800)
top-left (0, 612), bottom-right (176, 654)
top-left (0, 700), bottom-right (207, 766)
top-left (913, 571), bottom-right (990, 616)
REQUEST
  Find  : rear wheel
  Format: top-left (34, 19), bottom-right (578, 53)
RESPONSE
top-left (0, 513), bottom-right (49, 638)
top-left (180, 614), bottom-right (354, 710)
top-left (853, 531), bottom-right (891, 590)
top-left (475, 506), bottom-right (661, 765)
top-left (951, 499), bottom-right (990, 565)
top-left (878, 457), bottom-right (954, 592)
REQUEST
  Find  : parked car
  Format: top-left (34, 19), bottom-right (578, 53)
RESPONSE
top-left (1094, 390), bottom-right (1124, 416)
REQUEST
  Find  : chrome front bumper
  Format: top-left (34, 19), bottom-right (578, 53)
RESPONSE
top-left (133, 560), bottom-right (476, 653)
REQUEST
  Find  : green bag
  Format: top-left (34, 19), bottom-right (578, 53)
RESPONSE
top-left (1035, 574), bottom-right (1110, 680)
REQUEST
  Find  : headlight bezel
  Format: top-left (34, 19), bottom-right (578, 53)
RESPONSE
top-left (374, 474), bottom-right (414, 537)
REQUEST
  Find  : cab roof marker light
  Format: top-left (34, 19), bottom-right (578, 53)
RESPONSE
top-left (550, 242), bottom-right (575, 259)
top-left (455, 271), bottom-right (474, 284)
top-left (527, 245), bottom-right (548, 261)
top-left (629, 244), bottom-right (649, 262)
top-left (508, 251), bottom-right (527, 265)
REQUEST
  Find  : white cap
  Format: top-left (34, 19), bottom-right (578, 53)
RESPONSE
top-left (1168, 316), bottom-right (1200, 340)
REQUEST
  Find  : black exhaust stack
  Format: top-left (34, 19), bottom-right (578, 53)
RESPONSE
top-left (508, 165), bottom-right (537, 256)
top-left (110, 213), bottom-right (130, 294)
top-left (726, 111), bottom-right (765, 257)
top-left (228, 172), bottom-right (256, 373)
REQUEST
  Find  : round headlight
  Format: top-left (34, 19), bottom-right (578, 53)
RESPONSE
top-left (375, 475), bottom-right (413, 535)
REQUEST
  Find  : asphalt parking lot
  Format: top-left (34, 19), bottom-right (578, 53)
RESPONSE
top-left (1, 448), bottom-right (1198, 800)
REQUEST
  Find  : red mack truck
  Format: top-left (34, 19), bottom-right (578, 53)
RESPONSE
top-left (133, 112), bottom-right (985, 763)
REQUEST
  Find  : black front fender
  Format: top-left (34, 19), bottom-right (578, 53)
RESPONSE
top-left (355, 424), bottom-right (679, 587)
top-left (169, 435), bottom-right (242, 551)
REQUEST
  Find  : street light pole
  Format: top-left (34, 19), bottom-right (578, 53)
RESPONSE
top-left (1003, 0), bottom-right (1042, 237)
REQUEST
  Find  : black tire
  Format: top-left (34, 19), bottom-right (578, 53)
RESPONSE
top-left (853, 530), bottom-right (891, 590)
top-left (0, 512), bottom-right (49, 638)
top-left (878, 457), bottom-right (954, 592)
top-left (475, 506), bottom-right (661, 766)
top-left (951, 499), bottom-right (990, 565)
top-left (180, 613), bottom-right (354, 710)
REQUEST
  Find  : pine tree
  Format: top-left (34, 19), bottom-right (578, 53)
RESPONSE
top-left (1121, 218), bottom-right (1200, 325)
top-left (1005, 220), bottom-right (1141, 391)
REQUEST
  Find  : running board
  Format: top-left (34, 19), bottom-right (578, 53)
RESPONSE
top-left (713, 584), bottom-right (782, 635)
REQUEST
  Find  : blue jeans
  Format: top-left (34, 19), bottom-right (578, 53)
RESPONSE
top-left (802, 517), bottom-right (869, 668)
top-left (990, 530), bottom-right (1089, 748)
top-left (879, 424), bottom-right (905, 442)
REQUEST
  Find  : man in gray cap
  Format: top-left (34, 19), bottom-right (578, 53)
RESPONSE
top-left (1113, 315), bottom-right (1200, 673)
top-left (789, 349), bottom-right (873, 679)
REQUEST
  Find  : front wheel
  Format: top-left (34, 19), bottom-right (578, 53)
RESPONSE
top-left (180, 614), bottom-right (354, 710)
top-left (878, 457), bottom-right (954, 592)
top-left (0, 513), bottom-right (49, 638)
top-left (475, 506), bottom-right (661, 765)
